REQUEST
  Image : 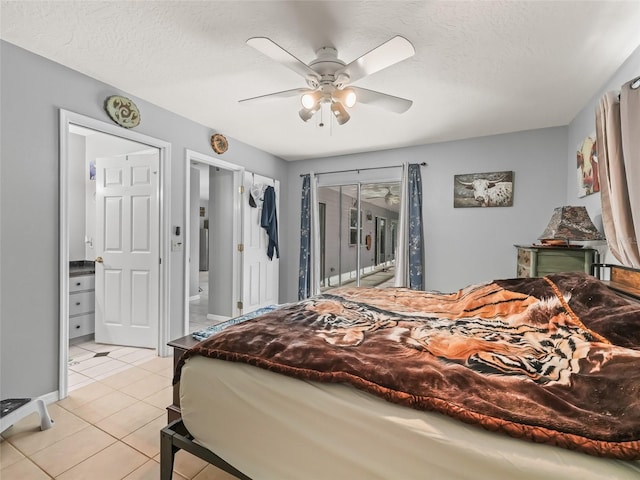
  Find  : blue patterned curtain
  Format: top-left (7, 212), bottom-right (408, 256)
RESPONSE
top-left (394, 163), bottom-right (424, 289)
top-left (298, 175), bottom-right (311, 300)
top-left (298, 174), bottom-right (320, 299)
top-left (407, 163), bottom-right (424, 289)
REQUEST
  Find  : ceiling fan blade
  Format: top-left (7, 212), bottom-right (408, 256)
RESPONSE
top-left (352, 87), bottom-right (413, 114)
top-left (362, 185), bottom-right (390, 197)
top-left (247, 37), bottom-right (320, 86)
top-left (239, 88), bottom-right (309, 104)
top-left (336, 36), bottom-right (415, 84)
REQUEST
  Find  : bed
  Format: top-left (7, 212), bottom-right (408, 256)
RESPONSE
top-left (162, 268), bottom-right (640, 480)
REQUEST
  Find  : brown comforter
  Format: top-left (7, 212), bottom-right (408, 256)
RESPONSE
top-left (175, 272), bottom-right (640, 459)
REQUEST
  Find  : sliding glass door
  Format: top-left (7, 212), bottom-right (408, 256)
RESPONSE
top-left (318, 182), bottom-right (399, 289)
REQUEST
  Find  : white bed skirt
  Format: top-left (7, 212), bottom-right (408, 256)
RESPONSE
top-left (180, 356), bottom-right (640, 480)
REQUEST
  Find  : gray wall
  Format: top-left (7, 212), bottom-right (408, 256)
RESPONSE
top-left (284, 127), bottom-right (568, 296)
top-left (0, 41), bottom-right (288, 399)
top-left (280, 43), bottom-right (640, 299)
top-left (1, 37), bottom-right (639, 401)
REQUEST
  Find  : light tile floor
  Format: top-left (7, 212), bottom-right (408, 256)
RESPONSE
top-left (0, 350), bottom-right (236, 479)
top-left (2, 268), bottom-right (400, 478)
top-left (323, 265), bottom-right (396, 290)
top-left (0, 272), bottom-right (234, 479)
top-left (67, 342), bottom-right (160, 393)
top-left (188, 271), bottom-right (215, 334)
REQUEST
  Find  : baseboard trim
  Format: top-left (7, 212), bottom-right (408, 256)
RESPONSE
top-left (42, 391), bottom-right (59, 404)
top-left (207, 313), bottom-right (230, 322)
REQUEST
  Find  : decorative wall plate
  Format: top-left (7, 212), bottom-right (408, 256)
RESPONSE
top-left (211, 133), bottom-right (228, 154)
top-left (104, 95), bottom-right (140, 128)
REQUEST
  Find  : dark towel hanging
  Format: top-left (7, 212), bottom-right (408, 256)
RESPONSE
top-left (261, 186), bottom-right (279, 260)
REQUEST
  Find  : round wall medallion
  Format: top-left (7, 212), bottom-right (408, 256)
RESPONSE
top-left (211, 133), bottom-right (228, 154)
top-left (104, 95), bottom-right (140, 128)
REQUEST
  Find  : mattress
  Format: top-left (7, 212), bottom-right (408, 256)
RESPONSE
top-left (179, 355), bottom-right (640, 480)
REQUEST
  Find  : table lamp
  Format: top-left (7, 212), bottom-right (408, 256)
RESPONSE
top-left (538, 206), bottom-right (605, 246)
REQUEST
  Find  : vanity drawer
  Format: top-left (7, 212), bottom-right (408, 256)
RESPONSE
top-left (69, 313), bottom-right (95, 339)
top-left (69, 275), bottom-right (95, 293)
top-left (69, 291), bottom-right (95, 316)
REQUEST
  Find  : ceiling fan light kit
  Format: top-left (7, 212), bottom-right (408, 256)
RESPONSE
top-left (385, 190), bottom-right (394, 205)
top-left (299, 103), bottom-right (320, 122)
top-left (301, 91), bottom-right (320, 109)
top-left (333, 88), bottom-right (357, 108)
top-left (241, 35), bottom-right (415, 126)
top-left (331, 102), bottom-right (350, 125)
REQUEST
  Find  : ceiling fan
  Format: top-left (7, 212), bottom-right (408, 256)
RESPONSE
top-left (239, 36), bottom-right (416, 125)
top-left (362, 184), bottom-right (400, 205)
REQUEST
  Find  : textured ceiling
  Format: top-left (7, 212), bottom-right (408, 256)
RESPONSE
top-left (2, 1), bottom-right (640, 161)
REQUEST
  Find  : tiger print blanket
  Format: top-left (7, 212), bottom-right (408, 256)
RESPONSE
top-left (175, 272), bottom-right (640, 459)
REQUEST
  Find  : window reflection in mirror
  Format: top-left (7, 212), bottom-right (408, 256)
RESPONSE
top-left (318, 182), bottom-right (399, 290)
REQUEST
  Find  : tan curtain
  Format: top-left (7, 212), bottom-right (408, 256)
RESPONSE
top-left (596, 79), bottom-right (640, 267)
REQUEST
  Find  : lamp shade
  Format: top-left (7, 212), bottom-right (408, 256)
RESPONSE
top-left (538, 206), bottom-right (605, 244)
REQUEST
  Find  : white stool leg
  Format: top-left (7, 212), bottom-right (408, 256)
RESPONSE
top-left (35, 399), bottom-right (53, 430)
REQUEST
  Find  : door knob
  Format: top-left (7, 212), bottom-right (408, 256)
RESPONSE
top-left (95, 256), bottom-right (104, 263)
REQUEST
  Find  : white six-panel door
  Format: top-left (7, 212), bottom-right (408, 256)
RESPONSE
top-left (94, 152), bottom-right (159, 347)
top-left (242, 172), bottom-right (279, 313)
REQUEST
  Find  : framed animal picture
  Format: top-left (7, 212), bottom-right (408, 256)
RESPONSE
top-left (577, 135), bottom-right (599, 197)
top-left (454, 171), bottom-right (514, 208)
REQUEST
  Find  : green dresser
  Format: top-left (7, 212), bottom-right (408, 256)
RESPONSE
top-left (515, 245), bottom-right (595, 278)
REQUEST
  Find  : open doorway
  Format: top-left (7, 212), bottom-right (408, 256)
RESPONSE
top-left (184, 152), bottom-right (281, 336)
top-left (186, 161), bottom-right (211, 333)
top-left (375, 216), bottom-right (387, 266)
top-left (59, 110), bottom-right (171, 399)
top-left (184, 150), bottom-right (244, 335)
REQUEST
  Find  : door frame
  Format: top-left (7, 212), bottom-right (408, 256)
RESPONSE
top-left (59, 109), bottom-right (172, 399)
top-left (375, 216), bottom-right (387, 266)
top-left (318, 202), bottom-right (326, 287)
top-left (183, 149), bottom-right (244, 334)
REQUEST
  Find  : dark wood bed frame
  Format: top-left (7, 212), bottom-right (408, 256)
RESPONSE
top-left (161, 264), bottom-right (640, 480)
top-left (160, 418), bottom-right (252, 480)
top-left (162, 332), bottom-right (253, 479)
top-left (594, 263), bottom-right (640, 300)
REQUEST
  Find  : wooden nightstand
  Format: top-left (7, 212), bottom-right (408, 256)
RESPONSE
top-left (515, 245), bottom-right (596, 278)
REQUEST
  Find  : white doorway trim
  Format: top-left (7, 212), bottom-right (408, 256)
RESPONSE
top-left (183, 150), bottom-right (244, 335)
top-left (183, 149), bottom-right (244, 335)
top-left (59, 109), bottom-right (172, 400)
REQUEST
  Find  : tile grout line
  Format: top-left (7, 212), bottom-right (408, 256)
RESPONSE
top-left (5, 390), bottom-right (172, 478)
top-left (3, 337), bottom-right (208, 480)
